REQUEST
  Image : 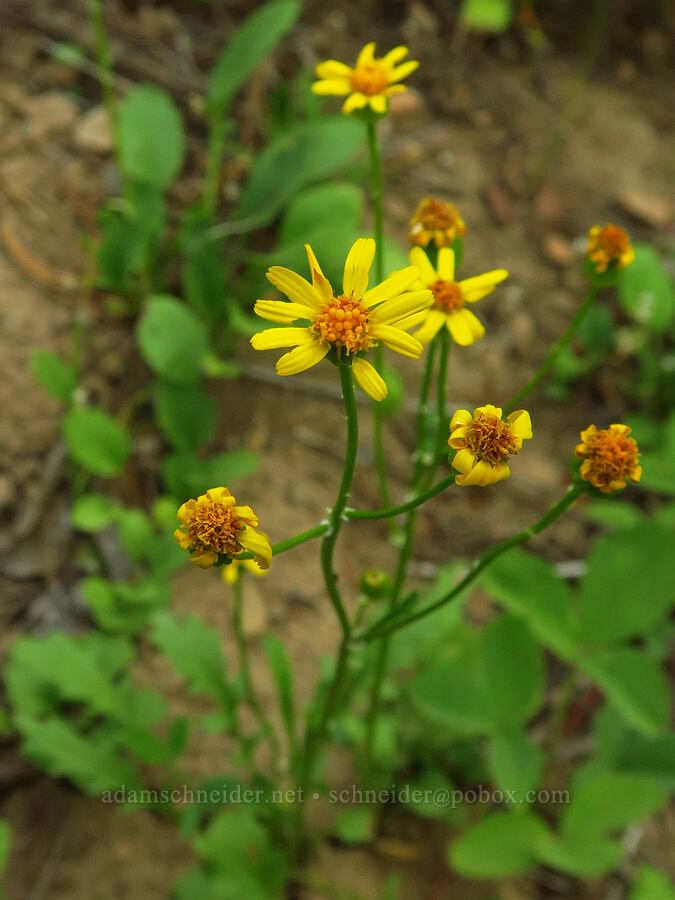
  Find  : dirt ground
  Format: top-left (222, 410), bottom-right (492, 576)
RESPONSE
top-left (0, 1), bottom-right (673, 898)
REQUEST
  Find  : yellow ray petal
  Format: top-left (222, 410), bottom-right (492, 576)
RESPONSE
top-left (343, 237), bottom-right (375, 298)
top-left (176, 499), bottom-right (197, 523)
top-left (267, 266), bottom-right (322, 309)
top-left (251, 326), bottom-right (314, 351)
top-left (408, 246), bottom-right (437, 285)
top-left (276, 341), bottom-right (329, 376)
top-left (254, 299), bottom-right (315, 323)
top-left (460, 269), bottom-right (508, 302)
top-left (206, 487), bottom-right (234, 505)
top-left (413, 309), bottom-right (446, 344)
top-left (475, 404), bottom-right (503, 418)
top-left (311, 78), bottom-right (352, 96)
top-left (239, 527), bottom-right (272, 569)
top-left (489, 463), bottom-right (511, 484)
top-left (382, 45), bottom-right (409, 67)
top-left (233, 505), bottom-right (259, 527)
top-left (452, 448), bottom-right (476, 474)
top-left (395, 309), bottom-right (429, 331)
top-left (370, 290), bottom-right (433, 325)
top-left (385, 84), bottom-right (407, 96)
top-left (174, 528), bottom-right (191, 550)
top-left (507, 409), bottom-right (533, 440)
top-left (190, 548), bottom-right (219, 568)
top-left (446, 311), bottom-right (475, 345)
top-left (370, 323), bottom-right (423, 359)
top-left (455, 459), bottom-right (494, 487)
top-left (305, 243), bottom-right (333, 301)
top-left (362, 266), bottom-right (420, 307)
top-left (342, 92), bottom-right (369, 114)
top-left (356, 42), bottom-right (376, 67)
top-left (450, 409), bottom-right (473, 428)
top-left (352, 357), bottom-right (387, 401)
top-left (369, 94), bottom-right (387, 114)
top-left (437, 247), bottom-right (455, 282)
top-left (389, 60), bottom-right (419, 83)
top-left (316, 60), bottom-right (353, 79)
top-left (458, 308), bottom-right (485, 341)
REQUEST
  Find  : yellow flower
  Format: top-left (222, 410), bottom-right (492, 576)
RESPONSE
top-left (586, 224), bottom-right (634, 273)
top-left (312, 42), bottom-right (419, 115)
top-left (223, 557), bottom-right (267, 585)
top-left (409, 196), bottom-right (466, 249)
top-left (251, 238), bottom-right (433, 401)
top-left (409, 246), bottom-right (508, 346)
top-left (575, 424), bottom-right (641, 494)
top-left (448, 405), bottom-right (533, 486)
top-left (174, 487), bottom-right (272, 570)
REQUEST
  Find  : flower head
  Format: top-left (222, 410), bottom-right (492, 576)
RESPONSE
top-left (251, 239), bottom-right (433, 401)
top-left (223, 557), bottom-right (268, 585)
top-left (312, 42), bottom-right (419, 115)
top-left (449, 405), bottom-right (533, 486)
top-left (174, 487), bottom-right (272, 570)
top-left (575, 424), bottom-right (641, 493)
top-left (586, 224), bottom-right (634, 273)
top-left (409, 196), bottom-right (466, 249)
top-left (409, 246), bottom-right (508, 346)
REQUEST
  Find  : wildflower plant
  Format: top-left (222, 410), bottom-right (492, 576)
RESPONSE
top-left (10, 9), bottom-right (675, 900)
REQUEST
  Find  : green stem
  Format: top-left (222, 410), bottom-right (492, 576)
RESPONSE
top-left (366, 119), bottom-right (392, 521)
top-left (292, 363), bottom-right (358, 860)
top-left (360, 484), bottom-right (584, 641)
top-left (232, 578), bottom-right (281, 778)
top-left (347, 475), bottom-right (454, 520)
top-left (503, 287), bottom-right (598, 415)
top-left (363, 335), bottom-right (441, 776)
top-left (202, 113), bottom-right (229, 219)
top-left (432, 328), bottom-right (450, 473)
top-left (87, 0), bottom-right (123, 166)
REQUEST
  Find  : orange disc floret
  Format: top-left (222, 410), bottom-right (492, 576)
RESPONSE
top-left (311, 295), bottom-right (375, 356)
top-left (409, 196), bottom-right (466, 248)
top-left (431, 279), bottom-right (465, 314)
top-left (350, 60), bottom-right (390, 96)
top-left (575, 424), bottom-right (641, 493)
top-left (174, 487), bottom-right (272, 570)
top-left (586, 224), bottom-right (634, 273)
top-left (448, 404), bottom-right (533, 486)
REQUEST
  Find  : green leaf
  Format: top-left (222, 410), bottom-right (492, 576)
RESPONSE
top-left (180, 208), bottom-right (228, 320)
top-left (583, 648), bottom-right (669, 736)
top-left (332, 808), bottom-right (375, 845)
top-left (18, 716), bottom-right (138, 794)
top-left (207, 0), bottom-right (300, 110)
top-left (0, 819), bottom-right (9, 872)
top-left (154, 381), bottom-right (215, 451)
top-left (71, 493), bottom-right (117, 532)
top-left (279, 182), bottom-right (363, 247)
top-left (476, 615), bottom-right (544, 729)
top-left (402, 768), bottom-right (462, 823)
top-left (237, 117), bottom-right (364, 226)
top-left (619, 244), bottom-right (675, 334)
top-left (119, 85), bottom-right (184, 188)
top-left (263, 634), bottom-right (296, 752)
top-left (30, 351), bottom-right (76, 404)
top-left (450, 811), bottom-right (548, 878)
top-left (480, 549), bottom-right (579, 659)
top-left (536, 831), bottom-right (623, 877)
top-left (460, 0), bottom-right (514, 32)
top-left (489, 732), bottom-right (543, 799)
top-left (137, 296), bottom-right (209, 384)
top-left (151, 612), bottom-right (233, 711)
top-left (580, 523), bottom-right (675, 644)
top-left (62, 407), bottom-right (130, 476)
top-left (583, 500), bottom-right (644, 529)
top-left (113, 508), bottom-right (155, 559)
top-left (162, 449), bottom-right (259, 499)
top-left (595, 705), bottom-right (675, 786)
top-left (562, 772), bottom-right (666, 839)
top-left (639, 412), bottom-right (675, 495)
top-left (411, 645), bottom-right (493, 735)
top-left (82, 576), bottom-right (171, 634)
top-left (631, 865), bottom-right (675, 900)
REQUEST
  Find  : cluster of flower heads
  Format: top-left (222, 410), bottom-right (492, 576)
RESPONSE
top-left (174, 43), bottom-right (642, 571)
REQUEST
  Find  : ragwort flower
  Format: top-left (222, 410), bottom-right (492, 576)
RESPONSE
top-left (586, 224), bottom-right (634, 273)
top-left (174, 487), bottom-right (271, 570)
top-left (312, 42), bottom-right (419, 115)
top-left (409, 196), bottom-right (466, 249)
top-left (409, 246), bottom-right (508, 346)
top-left (449, 405), bottom-right (533, 486)
top-left (251, 238), bottom-right (433, 401)
top-left (575, 424), bottom-right (641, 493)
